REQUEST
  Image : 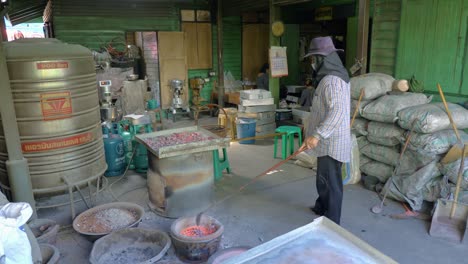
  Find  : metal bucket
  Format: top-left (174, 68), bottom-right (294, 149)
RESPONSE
top-left (0, 39), bottom-right (107, 197)
top-left (147, 151), bottom-right (214, 218)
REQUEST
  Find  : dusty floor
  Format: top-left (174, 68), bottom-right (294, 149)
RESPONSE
top-left (37, 115), bottom-right (468, 264)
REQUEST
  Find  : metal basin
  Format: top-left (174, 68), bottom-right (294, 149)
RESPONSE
top-left (39, 244), bottom-right (60, 264)
top-left (72, 202), bottom-right (144, 241)
top-left (89, 228), bottom-right (171, 264)
top-left (29, 218), bottom-right (60, 245)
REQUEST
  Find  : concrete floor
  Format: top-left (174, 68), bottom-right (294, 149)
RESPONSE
top-left (37, 115), bottom-right (468, 264)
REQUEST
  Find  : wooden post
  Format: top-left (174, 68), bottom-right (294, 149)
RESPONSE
top-left (269, 0), bottom-right (281, 105)
top-left (217, 0), bottom-right (225, 107)
top-left (0, 9), bottom-right (7, 41)
top-left (356, 0), bottom-right (370, 75)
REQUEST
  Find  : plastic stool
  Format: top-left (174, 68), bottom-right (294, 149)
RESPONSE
top-left (153, 109), bottom-right (162, 122)
top-left (273, 126), bottom-right (303, 159)
top-left (213, 148), bottom-right (231, 180)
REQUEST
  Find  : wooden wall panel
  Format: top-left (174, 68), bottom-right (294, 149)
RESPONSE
top-left (242, 24), bottom-right (269, 83)
top-left (158, 32), bottom-right (188, 109)
top-left (182, 23), bottom-right (199, 69)
top-left (197, 23), bottom-right (213, 69)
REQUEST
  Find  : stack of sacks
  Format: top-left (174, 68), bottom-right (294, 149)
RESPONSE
top-left (382, 103), bottom-right (468, 210)
top-left (348, 73), bottom-right (462, 210)
top-left (350, 73), bottom-right (431, 181)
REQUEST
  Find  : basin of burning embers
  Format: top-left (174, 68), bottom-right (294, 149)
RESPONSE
top-left (170, 215), bottom-right (224, 263)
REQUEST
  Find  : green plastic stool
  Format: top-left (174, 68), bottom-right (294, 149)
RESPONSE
top-left (273, 126), bottom-right (303, 160)
top-left (213, 148), bottom-right (231, 180)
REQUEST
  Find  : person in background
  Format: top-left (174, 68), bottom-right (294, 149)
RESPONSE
top-left (256, 63), bottom-right (269, 90)
top-left (299, 78), bottom-right (315, 108)
top-left (299, 36), bottom-right (351, 225)
top-left (14, 30), bottom-right (24, 40)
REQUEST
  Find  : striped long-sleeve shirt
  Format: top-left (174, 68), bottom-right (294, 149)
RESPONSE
top-left (307, 75), bottom-right (351, 163)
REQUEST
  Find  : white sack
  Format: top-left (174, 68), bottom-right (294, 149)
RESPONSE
top-left (0, 203), bottom-right (33, 264)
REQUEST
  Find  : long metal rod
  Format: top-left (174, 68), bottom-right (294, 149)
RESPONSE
top-left (230, 132), bottom-right (286, 142)
top-left (0, 23), bottom-right (37, 217)
top-left (216, 0), bottom-right (224, 107)
top-left (197, 149), bottom-right (303, 223)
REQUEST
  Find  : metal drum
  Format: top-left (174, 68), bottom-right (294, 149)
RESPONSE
top-left (147, 151), bottom-right (214, 218)
top-left (0, 39), bottom-right (107, 197)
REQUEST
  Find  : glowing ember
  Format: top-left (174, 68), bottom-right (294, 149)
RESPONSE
top-left (180, 225), bottom-right (215, 237)
top-left (143, 132), bottom-right (214, 151)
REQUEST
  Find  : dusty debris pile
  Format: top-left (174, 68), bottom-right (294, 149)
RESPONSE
top-left (351, 73), bottom-right (468, 211)
top-left (76, 208), bottom-right (138, 233)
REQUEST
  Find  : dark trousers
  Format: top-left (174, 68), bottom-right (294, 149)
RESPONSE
top-left (315, 156), bottom-right (343, 225)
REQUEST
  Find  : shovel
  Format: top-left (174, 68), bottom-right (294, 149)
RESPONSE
top-left (371, 123), bottom-right (415, 214)
top-left (429, 144), bottom-right (468, 243)
top-left (438, 84), bottom-right (468, 164)
top-left (429, 84), bottom-right (468, 243)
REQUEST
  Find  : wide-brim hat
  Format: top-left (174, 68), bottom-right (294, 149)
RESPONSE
top-left (303, 36), bottom-right (343, 58)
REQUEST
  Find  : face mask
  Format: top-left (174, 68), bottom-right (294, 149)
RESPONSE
top-left (311, 56), bottom-right (320, 72)
top-left (311, 62), bottom-right (318, 71)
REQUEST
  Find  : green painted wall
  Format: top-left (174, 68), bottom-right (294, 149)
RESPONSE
top-left (221, 16), bottom-right (242, 80)
top-left (54, 8), bottom-right (242, 105)
top-left (54, 16), bottom-right (179, 51)
top-left (189, 16), bottom-right (242, 104)
top-left (395, 0), bottom-right (468, 100)
top-left (369, 0), bottom-right (401, 75)
top-left (281, 24), bottom-right (300, 85)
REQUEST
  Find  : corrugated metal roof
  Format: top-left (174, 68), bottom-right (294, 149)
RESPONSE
top-left (53, 0), bottom-right (177, 17)
top-left (7, 0), bottom-right (47, 25)
top-left (223, 0), bottom-right (269, 16)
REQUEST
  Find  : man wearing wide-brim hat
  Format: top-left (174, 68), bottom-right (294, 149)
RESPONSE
top-left (299, 36), bottom-right (351, 225)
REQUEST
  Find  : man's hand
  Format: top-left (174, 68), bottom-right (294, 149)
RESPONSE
top-left (299, 136), bottom-right (320, 152)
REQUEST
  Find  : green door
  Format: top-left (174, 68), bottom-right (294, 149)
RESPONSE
top-left (459, 1), bottom-right (468, 95)
top-left (396, 0), bottom-right (463, 94)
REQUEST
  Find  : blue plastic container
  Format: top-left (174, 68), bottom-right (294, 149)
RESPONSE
top-left (103, 134), bottom-right (126, 177)
top-left (236, 118), bottom-right (256, 144)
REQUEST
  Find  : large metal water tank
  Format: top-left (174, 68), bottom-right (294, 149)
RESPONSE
top-left (0, 39), bottom-right (107, 197)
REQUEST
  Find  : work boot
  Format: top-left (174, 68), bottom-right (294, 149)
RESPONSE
top-left (309, 206), bottom-right (325, 216)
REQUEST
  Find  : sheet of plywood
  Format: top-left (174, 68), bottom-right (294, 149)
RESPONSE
top-left (182, 23), bottom-right (199, 69)
top-left (196, 23), bottom-right (213, 69)
top-left (182, 22), bottom-right (212, 69)
top-left (242, 24), bottom-right (269, 83)
top-left (158, 31), bottom-right (188, 109)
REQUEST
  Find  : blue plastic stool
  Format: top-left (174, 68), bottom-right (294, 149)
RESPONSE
top-left (273, 126), bottom-right (303, 160)
top-left (213, 148), bottom-right (231, 180)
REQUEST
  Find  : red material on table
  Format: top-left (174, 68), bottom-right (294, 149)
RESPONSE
top-left (143, 132), bottom-right (214, 151)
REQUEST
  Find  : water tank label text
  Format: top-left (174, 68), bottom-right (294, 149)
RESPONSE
top-left (36, 61), bottom-right (69, 70)
top-left (21, 132), bottom-right (94, 153)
